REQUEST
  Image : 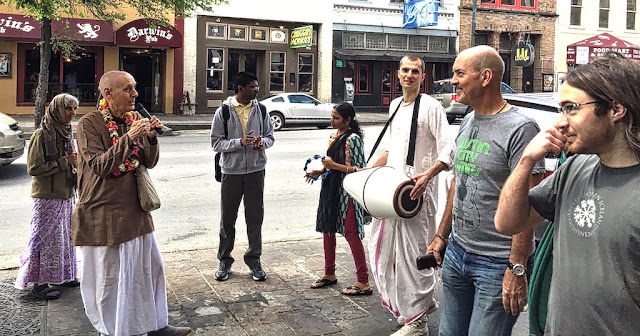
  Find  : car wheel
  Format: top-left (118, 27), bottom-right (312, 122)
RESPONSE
top-left (447, 115), bottom-right (456, 124)
top-left (270, 112), bottom-right (285, 131)
top-left (316, 124), bottom-right (330, 129)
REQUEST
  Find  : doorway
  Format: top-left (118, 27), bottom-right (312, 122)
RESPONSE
top-left (522, 63), bottom-right (534, 93)
top-left (120, 48), bottom-right (165, 113)
top-left (227, 50), bottom-right (262, 95)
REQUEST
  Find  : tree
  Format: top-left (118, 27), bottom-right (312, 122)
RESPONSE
top-left (1, 0), bottom-right (226, 127)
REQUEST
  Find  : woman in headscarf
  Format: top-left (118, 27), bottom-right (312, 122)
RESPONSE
top-left (305, 103), bottom-right (372, 296)
top-left (15, 93), bottom-right (80, 300)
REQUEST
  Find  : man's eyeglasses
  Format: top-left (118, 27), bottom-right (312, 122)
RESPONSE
top-left (558, 101), bottom-right (600, 115)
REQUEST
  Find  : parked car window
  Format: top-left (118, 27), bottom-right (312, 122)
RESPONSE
top-left (289, 94), bottom-right (317, 104)
top-left (428, 80), bottom-right (454, 94)
top-left (272, 97), bottom-right (285, 103)
top-left (500, 82), bottom-right (515, 93)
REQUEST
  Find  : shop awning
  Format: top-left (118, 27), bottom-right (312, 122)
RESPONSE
top-left (0, 13), bottom-right (113, 44)
top-left (334, 48), bottom-right (455, 63)
top-left (566, 33), bottom-right (640, 64)
top-left (115, 19), bottom-right (182, 48)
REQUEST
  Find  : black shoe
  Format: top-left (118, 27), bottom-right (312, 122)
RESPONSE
top-left (215, 264), bottom-right (232, 281)
top-left (58, 279), bottom-right (81, 287)
top-left (249, 266), bottom-right (267, 281)
top-left (31, 284), bottom-right (61, 300)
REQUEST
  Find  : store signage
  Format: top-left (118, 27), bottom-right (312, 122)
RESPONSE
top-left (403, 0), bottom-right (438, 28)
top-left (513, 42), bottom-right (534, 67)
top-left (0, 14), bottom-right (113, 43)
top-left (290, 25), bottom-right (312, 49)
top-left (566, 33), bottom-right (640, 64)
top-left (115, 19), bottom-right (182, 48)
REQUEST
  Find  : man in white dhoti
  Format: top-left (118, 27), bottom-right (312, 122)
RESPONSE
top-left (368, 55), bottom-right (454, 336)
top-left (72, 71), bottom-right (191, 336)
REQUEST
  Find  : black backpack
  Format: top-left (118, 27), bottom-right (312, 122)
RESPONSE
top-left (214, 103), bottom-right (267, 182)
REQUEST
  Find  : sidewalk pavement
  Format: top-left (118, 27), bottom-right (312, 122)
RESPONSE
top-left (0, 238), bottom-right (529, 335)
top-left (11, 112), bottom-right (390, 140)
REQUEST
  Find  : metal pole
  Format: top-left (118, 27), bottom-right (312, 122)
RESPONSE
top-left (471, 0), bottom-right (477, 47)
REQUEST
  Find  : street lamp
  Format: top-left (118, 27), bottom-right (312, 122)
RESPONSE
top-left (471, 0), bottom-right (477, 47)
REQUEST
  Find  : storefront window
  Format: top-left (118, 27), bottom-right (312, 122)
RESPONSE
top-left (388, 35), bottom-right (408, 51)
top-left (207, 48), bottom-right (224, 91)
top-left (382, 65), bottom-right (392, 93)
top-left (428, 36), bottom-right (448, 53)
top-left (343, 32), bottom-right (365, 49)
top-left (270, 52), bottom-right (285, 92)
top-left (298, 54), bottom-right (313, 93)
top-left (357, 62), bottom-right (370, 93)
top-left (409, 36), bottom-right (429, 52)
top-left (22, 47), bottom-right (97, 104)
top-left (366, 33), bottom-right (387, 49)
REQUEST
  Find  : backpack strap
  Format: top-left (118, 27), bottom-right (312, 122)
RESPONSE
top-left (221, 104), bottom-right (230, 139)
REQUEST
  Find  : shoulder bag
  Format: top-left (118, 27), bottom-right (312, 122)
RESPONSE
top-left (136, 165), bottom-right (161, 212)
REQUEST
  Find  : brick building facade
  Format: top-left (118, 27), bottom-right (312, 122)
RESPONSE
top-left (459, 0), bottom-right (557, 93)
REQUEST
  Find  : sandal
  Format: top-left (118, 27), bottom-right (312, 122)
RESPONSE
top-left (31, 285), bottom-right (61, 300)
top-left (341, 285), bottom-right (373, 296)
top-left (310, 278), bottom-right (338, 289)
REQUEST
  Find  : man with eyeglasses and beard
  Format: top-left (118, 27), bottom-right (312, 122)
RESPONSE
top-left (495, 52), bottom-right (640, 335)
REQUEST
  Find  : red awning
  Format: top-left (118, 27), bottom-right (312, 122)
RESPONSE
top-left (567, 33), bottom-right (640, 64)
top-left (0, 13), bottom-right (113, 44)
top-left (115, 19), bottom-right (182, 48)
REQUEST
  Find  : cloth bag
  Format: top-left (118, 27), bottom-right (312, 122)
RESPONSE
top-left (136, 165), bottom-right (161, 211)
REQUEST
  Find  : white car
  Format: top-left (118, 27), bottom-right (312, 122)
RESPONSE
top-left (503, 93), bottom-right (562, 173)
top-left (0, 112), bottom-right (26, 166)
top-left (260, 93), bottom-right (332, 131)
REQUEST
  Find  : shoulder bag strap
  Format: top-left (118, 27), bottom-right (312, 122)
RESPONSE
top-left (406, 94), bottom-right (422, 168)
top-left (366, 101), bottom-right (403, 164)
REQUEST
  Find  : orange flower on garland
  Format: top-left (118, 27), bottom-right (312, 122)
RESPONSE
top-left (98, 98), bottom-right (140, 177)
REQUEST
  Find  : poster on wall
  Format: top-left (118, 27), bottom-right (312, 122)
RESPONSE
top-left (542, 73), bottom-right (554, 92)
top-left (0, 53), bottom-right (11, 78)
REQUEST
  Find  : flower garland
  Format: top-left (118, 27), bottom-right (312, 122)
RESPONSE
top-left (98, 98), bottom-right (140, 177)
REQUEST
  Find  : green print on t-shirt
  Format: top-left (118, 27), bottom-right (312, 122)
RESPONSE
top-left (455, 136), bottom-right (490, 177)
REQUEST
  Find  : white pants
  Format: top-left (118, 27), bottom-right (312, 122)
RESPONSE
top-left (80, 233), bottom-right (169, 336)
top-left (369, 211), bottom-right (437, 324)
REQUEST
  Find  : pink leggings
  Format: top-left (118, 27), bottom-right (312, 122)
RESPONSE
top-left (323, 199), bottom-right (369, 284)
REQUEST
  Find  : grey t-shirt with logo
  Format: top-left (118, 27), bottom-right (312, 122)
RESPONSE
top-left (452, 106), bottom-right (545, 259)
top-left (529, 154), bottom-right (640, 335)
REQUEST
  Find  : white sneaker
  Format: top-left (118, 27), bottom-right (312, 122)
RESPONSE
top-left (397, 298), bottom-right (438, 325)
top-left (391, 315), bottom-right (428, 336)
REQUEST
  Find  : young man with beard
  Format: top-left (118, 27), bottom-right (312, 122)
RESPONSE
top-left (495, 52), bottom-right (640, 335)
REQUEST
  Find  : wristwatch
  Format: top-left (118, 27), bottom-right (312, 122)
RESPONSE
top-left (508, 262), bottom-right (526, 277)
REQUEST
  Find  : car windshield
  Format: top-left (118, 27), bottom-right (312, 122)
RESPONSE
top-left (428, 81), bottom-right (454, 94)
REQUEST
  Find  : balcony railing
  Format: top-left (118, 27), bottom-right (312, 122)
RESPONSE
top-left (24, 82), bottom-right (97, 104)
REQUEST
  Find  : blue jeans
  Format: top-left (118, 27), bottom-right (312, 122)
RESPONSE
top-left (438, 237), bottom-right (531, 336)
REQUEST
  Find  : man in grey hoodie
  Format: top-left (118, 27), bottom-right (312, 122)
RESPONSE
top-left (210, 71), bottom-right (275, 282)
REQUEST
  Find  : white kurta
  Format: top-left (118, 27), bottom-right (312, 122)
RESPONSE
top-left (368, 95), bottom-right (454, 323)
top-left (80, 232), bottom-right (168, 336)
